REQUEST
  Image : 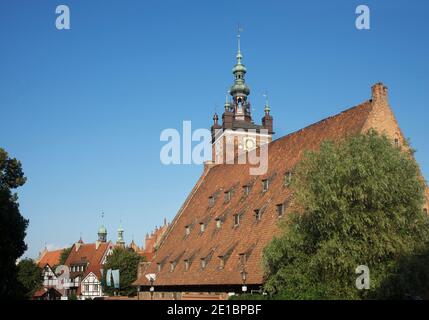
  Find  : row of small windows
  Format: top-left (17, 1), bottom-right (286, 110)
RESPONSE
top-left (160, 252), bottom-right (249, 273)
top-left (209, 172), bottom-right (293, 207)
top-left (70, 265), bottom-right (85, 272)
top-left (185, 203), bottom-right (286, 236)
top-left (84, 284), bottom-right (99, 292)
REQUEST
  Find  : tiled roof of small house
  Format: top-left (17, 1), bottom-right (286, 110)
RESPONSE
top-left (37, 249), bottom-right (63, 268)
top-left (64, 241), bottom-right (112, 279)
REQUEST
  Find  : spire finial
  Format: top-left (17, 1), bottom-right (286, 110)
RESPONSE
top-left (224, 90), bottom-right (231, 111)
top-left (236, 24), bottom-right (243, 64)
top-left (237, 24), bottom-right (242, 53)
top-left (263, 92), bottom-right (270, 114)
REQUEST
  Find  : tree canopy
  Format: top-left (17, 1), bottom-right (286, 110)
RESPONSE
top-left (17, 258), bottom-right (42, 298)
top-left (0, 148), bottom-right (29, 299)
top-left (59, 247), bottom-right (72, 266)
top-left (263, 131), bottom-right (429, 299)
top-left (102, 247), bottom-right (143, 296)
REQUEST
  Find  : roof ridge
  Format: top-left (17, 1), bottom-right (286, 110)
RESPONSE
top-left (271, 100), bottom-right (372, 145)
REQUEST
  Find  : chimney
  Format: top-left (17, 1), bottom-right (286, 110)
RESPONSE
top-left (371, 82), bottom-right (388, 104)
top-left (75, 242), bottom-right (82, 252)
top-left (95, 240), bottom-right (101, 250)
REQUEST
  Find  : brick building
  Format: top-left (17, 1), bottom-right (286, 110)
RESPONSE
top-left (133, 36), bottom-right (429, 300)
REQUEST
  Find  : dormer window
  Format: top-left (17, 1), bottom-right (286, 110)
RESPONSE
top-left (185, 225), bottom-right (191, 236)
top-left (216, 218), bottom-right (222, 229)
top-left (200, 258), bottom-right (206, 270)
top-left (233, 214), bottom-right (240, 226)
top-left (243, 185), bottom-right (250, 196)
top-left (239, 253), bottom-right (246, 265)
top-left (169, 261), bottom-right (176, 272)
top-left (218, 256), bottom-right (225, 269)
top-left (276, 203), bottom-right (285, 217)
top-left (262, 179), bottom-right (269, 192)
top-left (157, 263), bottom-right (162, 272)
top-left (200, 223), bottom-right (205, 233)
top-left (394, 138), bottom-right (399, 148)
top-left (184, 259), bottom-right (190, 271)
top-left (284, 171), bottom-right (292, 186)
top-left (224, 190), bottom-right (232, 202)
top-left (209, 196), bottom-right (215, 207)
top-left (254, 209), bottom-right (261, 221)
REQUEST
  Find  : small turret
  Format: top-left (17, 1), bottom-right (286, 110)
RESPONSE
top-left (116, 226), bottom-right (125, 248)
top-left (262, 94), bottom-right (274, 134)
top-left (98, 225), bottom-right (107, 243)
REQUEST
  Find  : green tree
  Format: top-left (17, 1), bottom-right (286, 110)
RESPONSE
top-left (103, 247), bottom-right (143, 296)
top-left (263, 131), bottom-right (429, 299)
top-left (17, 258), bottom-right (42, 298)
top-left (59, 247), bottom-right (72, 266)
top-left (0, 148), bottom-right (28, 299)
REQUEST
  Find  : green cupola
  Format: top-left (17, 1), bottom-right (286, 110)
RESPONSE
top-left (98, 225), bottom-right (107, 242)
top-left (116, 226), bottom-right (125, 247)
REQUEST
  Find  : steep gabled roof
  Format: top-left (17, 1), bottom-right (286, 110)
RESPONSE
top-left (37, 249), bottom-right (63, 268)
top-left (134, 83), bottom-right (428, 288)
top-left (135, 100), bottom-right (373, 287)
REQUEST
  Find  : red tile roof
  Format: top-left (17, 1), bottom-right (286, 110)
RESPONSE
top-left (37, 249), bottom-right (63, 268)
top-left (134, 84), bottom-right (428, 288)
top-left (64, 241), bottom-right (113, 279)
top-left (134, 101), bottom-right (373, 287)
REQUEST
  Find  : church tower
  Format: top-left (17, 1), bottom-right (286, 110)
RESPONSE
top-left (211, 30), bottom-right (274, 164)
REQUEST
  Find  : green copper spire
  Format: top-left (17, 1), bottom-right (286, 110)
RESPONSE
top-left (230, 27), bottom-right (250, 100)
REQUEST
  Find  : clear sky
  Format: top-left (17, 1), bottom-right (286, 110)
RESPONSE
top-left (1, 0), bottom-right (428, 259)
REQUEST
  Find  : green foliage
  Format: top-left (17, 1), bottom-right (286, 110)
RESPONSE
top-left (0, 148), bottom-right (28, 299)
top-left (263, 131), bottom-right (429, 299)
top-left (17, 258), bottom-right (42, 298)
top-left (103, 247), bottom-right (143, 296)
top-left (59, 247), bottom-right (72, 266)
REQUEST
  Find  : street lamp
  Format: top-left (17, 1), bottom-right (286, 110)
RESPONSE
top-left (145, 273), bottom-right (156, 300)
top-left (240, 270), bottom-right (247, 294)
top-left (150, 282), bottom-right (154, 300)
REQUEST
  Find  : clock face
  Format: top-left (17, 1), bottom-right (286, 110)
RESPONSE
top-left (244, 137), bottom-right (256, 150)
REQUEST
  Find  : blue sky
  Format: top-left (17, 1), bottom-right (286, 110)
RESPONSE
top-left (0, 0), bottom-right (428, 259)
